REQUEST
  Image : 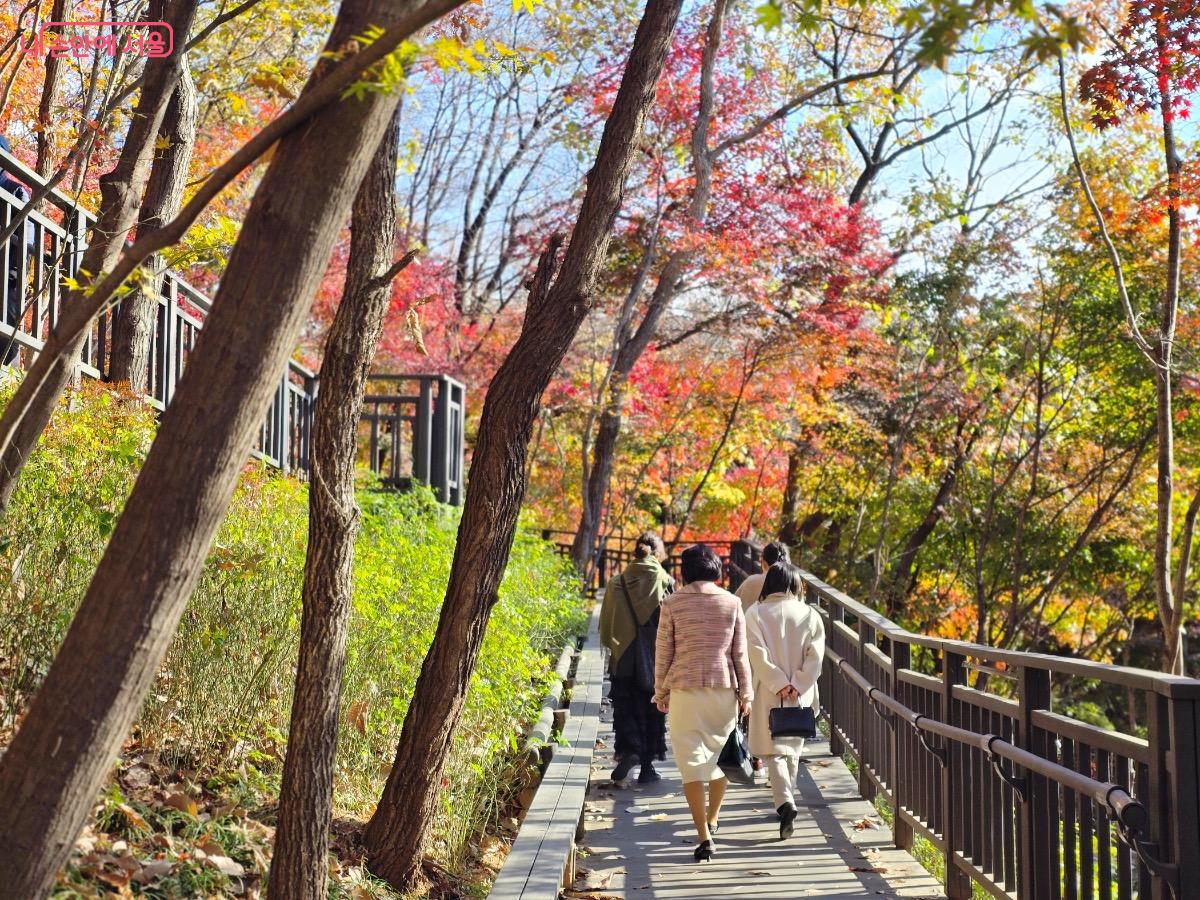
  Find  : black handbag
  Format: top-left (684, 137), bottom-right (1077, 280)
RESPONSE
top-left (769, 699), bottom-right (817, 740)
top-left (718, 723), bottom-right (754, 785)
top-left (616, 576), bottom-right (657, 694)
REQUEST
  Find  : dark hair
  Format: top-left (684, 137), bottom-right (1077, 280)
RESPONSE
top-left (761, 561), bottom-right (802, 598)
top-left (680, 543), bottom-right (722, 584)
top-left (762, 540), bottom-right (790, 566)
top-left (634, 532), bottom-right (665, 560)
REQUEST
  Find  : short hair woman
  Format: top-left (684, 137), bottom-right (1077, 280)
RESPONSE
top-left (599, 532), bottom-right (673, 784)
top-left (745, 562), bottom-right (825, 839)
top-left (654, 544), bottom-right (753, 862)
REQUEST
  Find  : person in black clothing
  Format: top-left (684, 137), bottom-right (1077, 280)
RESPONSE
top-left (0, 134), bottom-right (34, 366)
top-left (599, 532), bottom-right (674, 784)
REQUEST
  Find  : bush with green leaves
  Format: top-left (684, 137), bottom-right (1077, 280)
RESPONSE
top-left (0, 380), bottom-right (585, 878)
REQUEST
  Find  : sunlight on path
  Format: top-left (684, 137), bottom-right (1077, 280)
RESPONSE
top-left (569, 695), bottom-right (945, 899)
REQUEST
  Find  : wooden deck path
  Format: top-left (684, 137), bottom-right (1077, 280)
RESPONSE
top-left (567, 695), bottom-right (945, 899)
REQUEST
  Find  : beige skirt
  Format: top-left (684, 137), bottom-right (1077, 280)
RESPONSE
top-left (668, 687), bottom-right (738, 784)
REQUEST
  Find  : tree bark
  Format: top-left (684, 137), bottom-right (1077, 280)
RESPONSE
top-left (778, 443), bottom-right (804, 546)
top-left (268, 106), bottom-right (407, 900)
top-left (35, 0), bottom-right (74, 180)
top-left (570, 0), bottom-right (728, 570)
top-left (363, 0), bottom-right (684, 889)
top-left (0, 0), bottom-right (199, 512)
top-left (109, 53), bottom-right (198, 393)
top-left (0, 2), bottom-right (459, 893)
top-left (1157, 58), bottom-right (1184, 675)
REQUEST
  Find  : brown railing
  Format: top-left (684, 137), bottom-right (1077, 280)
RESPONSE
top-left (540, 530), bottom-right (760, 590)
top-left (806, 570), bottom-right (1198, 900)
top-left (0, 147), bottom-right (316, 474)
top-left (549, 527), bottom-right (1200, 898)
top-left (360, 374), bottom-right (465, 505)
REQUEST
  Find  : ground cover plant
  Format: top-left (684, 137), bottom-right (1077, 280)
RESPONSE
top-left (0, 381), bottom-right (585, 897)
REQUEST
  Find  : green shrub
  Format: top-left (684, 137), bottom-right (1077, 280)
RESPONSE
top-left (0, 381), bottom-right (585, 882)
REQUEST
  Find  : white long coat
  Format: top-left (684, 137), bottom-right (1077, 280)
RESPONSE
top-left (745, 592), bottom-right (826, 757)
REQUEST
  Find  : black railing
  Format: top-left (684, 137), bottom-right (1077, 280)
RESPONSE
top-left (0, 147), bottom-right (316, 474)
top-left (361, 374), bottom-right (465, 505)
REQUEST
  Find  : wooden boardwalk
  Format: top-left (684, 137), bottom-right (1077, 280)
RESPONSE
top-left (567, 695), bottom-right (945, 899)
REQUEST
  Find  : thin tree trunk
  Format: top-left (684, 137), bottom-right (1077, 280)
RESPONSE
top-left (363, 1), bottom-right (683, 889)
top-left (0, 0), bottom-right (198, 512)
top-left (1158, 63), bottom-right (1183, 675)
top-left (0, 3), bottom-right (456, 893)
top-left (570, 0), bottom-right (729, 569)
top-left (109, 54), bottom-right (197, 392)
top-left (268, 107), bottom-right (408, 900)
top-left (35, 0), bottom-right (73, 180)
top-left (778, 443), bottom-right (803, 546)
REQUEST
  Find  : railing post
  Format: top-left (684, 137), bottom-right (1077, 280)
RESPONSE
top-left (890, 638), bottom-right (913, 852)
top-left (1150, 687), bottom-right (1200, 900)
top-left (855, 617), bottom-right (876, 802)
top-left (1017, 665), bottom-right (1052, 899)
top-left (828, 600), bottom-right (844, 758)
top-left (941, 650), bottom-right (972, 899)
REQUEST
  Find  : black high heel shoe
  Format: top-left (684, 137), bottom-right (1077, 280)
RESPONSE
top-left (707, 819), bottom-right (719, 834)
top-left (778, 803), bottom-right (797, 840)
top-left (693, 839), bottom-right (714, 862)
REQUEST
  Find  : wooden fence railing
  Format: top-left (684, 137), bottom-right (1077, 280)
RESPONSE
top-left (548, 529), bottom-right (1200, 899)
top-left (0, 147), bottom-right (317, 474)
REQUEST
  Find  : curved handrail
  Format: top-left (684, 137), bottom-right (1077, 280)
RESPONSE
top-left (802, 570), bottom-right (1200, 699)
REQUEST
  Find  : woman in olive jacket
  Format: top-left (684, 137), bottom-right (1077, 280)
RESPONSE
top-left (599, 532), bottom-right (674, 784)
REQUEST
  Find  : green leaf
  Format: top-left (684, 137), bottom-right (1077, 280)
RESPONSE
top-left (755, 0), bottom-right (783, 29)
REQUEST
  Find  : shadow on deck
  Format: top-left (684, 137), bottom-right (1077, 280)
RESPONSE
top-left (569, 695), bottom-right (944, 900)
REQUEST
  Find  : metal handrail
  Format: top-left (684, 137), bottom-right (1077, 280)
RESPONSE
top-left (802, 571), bottom-right (1200, 699)
top-left (829, 648), bottom-right (1176, 894)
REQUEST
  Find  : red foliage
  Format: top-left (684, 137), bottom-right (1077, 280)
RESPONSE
top-left (1080, 0), bottom-right (1200, 128)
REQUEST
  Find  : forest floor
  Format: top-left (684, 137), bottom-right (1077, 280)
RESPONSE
top-left (47, 738), bottom-right (520, 899)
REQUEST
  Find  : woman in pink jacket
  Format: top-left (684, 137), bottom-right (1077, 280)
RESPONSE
top-left (654, 544), bottom-right (753, 862)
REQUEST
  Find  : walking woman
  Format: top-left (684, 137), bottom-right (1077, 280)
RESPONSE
top-left (599, 532), bottom-right (674, 784)
top-left (745, 561), bottom-right (825, 839)
top-left (654, 544), bottom-right (753, 862)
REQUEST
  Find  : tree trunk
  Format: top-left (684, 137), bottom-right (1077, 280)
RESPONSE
top-left (0, 0), bottom-right (198, 513)
top-left (35, 0), bottom-right (74, 179)
top-left (778, 443), bottom-right (803, 546)
top-left (570, 0), bottom-right (728, 568)
top-left (109, 53), bottom-right (198, 393)
top-left (363, 0), bottom-right (683, 889)
top-left (268, 107), bottom-right (406, 900)
top-left (1157, 71), bottom-right (1184, 675)
top-left (0, 2), bottom-right (454, 892)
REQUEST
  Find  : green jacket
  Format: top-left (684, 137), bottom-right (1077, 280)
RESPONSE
top-left (599, 556), bottom-right (674, 665)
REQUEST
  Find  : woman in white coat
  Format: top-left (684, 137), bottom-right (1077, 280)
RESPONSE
top-left (745, 561), bottom-right (825, 840)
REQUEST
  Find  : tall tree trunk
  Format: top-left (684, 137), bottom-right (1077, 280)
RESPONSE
top-left (363, 0), bottom-right (684, 889)
top-left (35, 0), bottom-right (74, 179)
top-left (269, 106), bottom-right (407, 900)
top-left (0, 0), bottom-right (198, 512)
top-left (1157, 68), bottom-right (1184, 675)
top-left (0, 2), bottom-right (457, 893)
top-left (109, 53), bottom-right (197, 393)
top-left (778, 443), bottom-right (803, 546)
top-left (570, 0), bottom-right (729, 569)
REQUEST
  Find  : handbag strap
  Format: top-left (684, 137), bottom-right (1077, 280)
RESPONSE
top-left (618, 575), bottom-right (643, 628)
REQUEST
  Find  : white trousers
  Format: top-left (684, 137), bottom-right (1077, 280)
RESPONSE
top-left (765, 739), bottom-right (805, 809)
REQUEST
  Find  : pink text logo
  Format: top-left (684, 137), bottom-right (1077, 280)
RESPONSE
top-left (21, 21), bottom-right (174, 60)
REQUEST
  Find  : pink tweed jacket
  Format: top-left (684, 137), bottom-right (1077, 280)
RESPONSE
top-left (653, 580), bottom-right (753, 704)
